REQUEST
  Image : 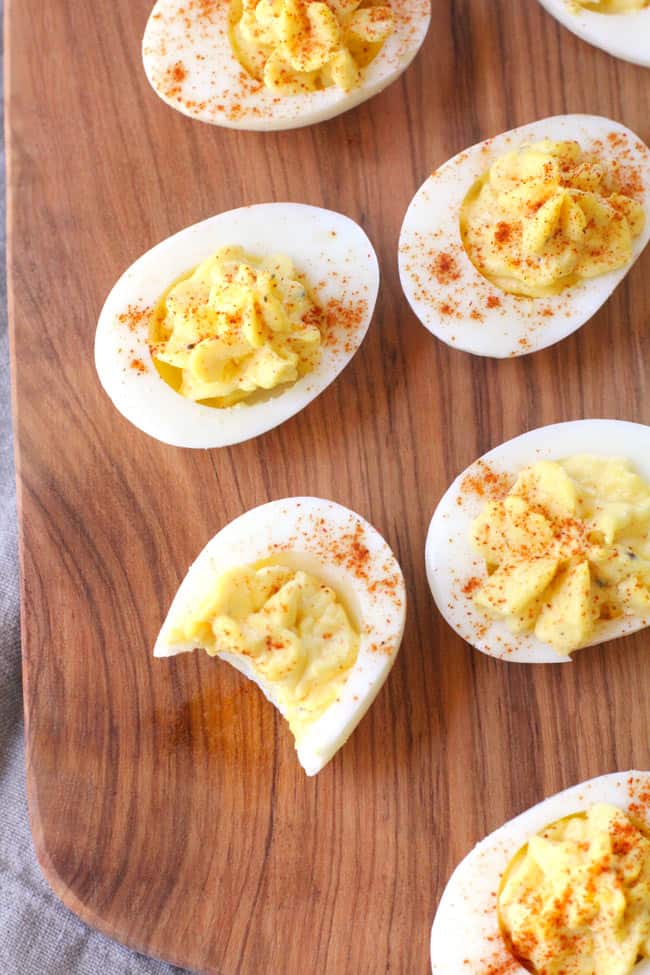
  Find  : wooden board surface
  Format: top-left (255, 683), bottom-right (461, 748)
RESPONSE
top-left (6, 1), bottom-right (650, 972)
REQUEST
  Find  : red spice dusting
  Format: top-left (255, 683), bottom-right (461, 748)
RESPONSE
top-left (338, 523), bottom-right (371, 580)
top-left (481, 956), bottom-right (519, 975)
top-left (276, 519), bottom-right (371, 579)
top-left (460, 461), bottom-right (513, 501)
top-left (264, 636), bottom-right (285, 652)
top-left (462, 576), bottom-right (481, 597)
top-left (486, 295), bottom-right (501, 310)
top-left (468, 933), bottom-right (521, 975)
top-left (130, 358), bottom-right (147, 374)
top-left (628, 776), bottom-right (650, 821)
top-left (162, 61), bottom-right (188, 99)
top-left (431, 251), bottom-right (461, 285)
top-left (618, 166), bottom-right (644, 199)
top-left (474, 621), bottom-right (489, 641)
top-left (145, 0), bottom-right (429, 124)
top-left (118, 305), bottom-right (152, 332)
top-left (608, 132), bottom-right (626, 149)
top-left (438, 298), bottom-right (466, 320)
top-left (268, 509), bottom-right (403, 651)
top-left (323, 298), bottom-right (368, 356)
top-left (494, 221), bottom-right (512, 245)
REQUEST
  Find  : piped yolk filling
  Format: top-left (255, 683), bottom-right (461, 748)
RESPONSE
top-left (167, 562), bottom-right (359, 740)
top-left (229, 0), bottom-right (395, 94)
top-left (149, 246), bottom-right (323, 409)
top-left (498, 804), bottom-right (650, 975)
top-left (470, 456), bottom-right (650, 656)
top-left (460, 139), bottom-right (644, 298)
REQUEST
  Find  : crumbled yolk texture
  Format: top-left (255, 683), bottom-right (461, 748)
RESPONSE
top-left (460, 140), bottom-right (645, 297)
top-left (498, 804), bottom-right (650, 975)
top-left (149, 247), bottom-right (323, 408)
top-left (168, 563), bottom-right (359, 739)
top-left (230, 0), bottom-right (395, 94)
top-left (470, 456), bottom-right (650, 655)
top-left (578, 0), bottom-right (648, 12)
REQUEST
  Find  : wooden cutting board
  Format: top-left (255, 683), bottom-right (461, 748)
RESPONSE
top-left (7, 0), bottom-right (650, 972)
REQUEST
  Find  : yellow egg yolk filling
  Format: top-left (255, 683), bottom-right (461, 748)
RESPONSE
top-left (460, 139), bottom-right (645, 298)
top-left (577, 0), bottom-right (648, 12)
top-left (149, 246), bottom-right (323, 408)
top-left (498, 804), bottom-right (650, 975)
top-left (229, 0), bottom-right (395, 94)
top-left (168, 563), bottom-right (359, 740)
top-left (470, 456), bottom-right (650, 656)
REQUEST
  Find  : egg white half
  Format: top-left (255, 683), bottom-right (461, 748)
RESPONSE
top-left (95, 203), bottom-right (379, 448)
top-left (154, 497), bottom-right (406, 776)
top-left (426, 419), bottom-right (650, 664)
top-left (431, 770), bottom-right (650, 974)
top-left (537, 0), bottom-right (650, 67)
top-left (399, 115), bottom-right (650, 358)
top-left (142, 0), bottom-right (431, 131)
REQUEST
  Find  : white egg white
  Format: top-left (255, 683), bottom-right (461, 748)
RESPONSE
top-left (537, 0), bottom-right (650, 67)
top-left (399, 115), bottom-right (650, 358)
top-left (426, 419), bottom-right (650, 664)
top-left (154, 497), bottom-right (406, 776)
top-left (95, 203), bottom-right (379, 449)
top-left (431, 770), bottom-right (650, 974)
top-left (142, 0), bottom-right (431, 131)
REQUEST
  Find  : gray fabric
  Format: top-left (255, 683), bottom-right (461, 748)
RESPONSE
top-left (0, 15), bottom-right (190, 975)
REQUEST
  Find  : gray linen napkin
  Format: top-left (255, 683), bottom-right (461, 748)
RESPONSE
top-left (0, 15), bottom-right (191, 974)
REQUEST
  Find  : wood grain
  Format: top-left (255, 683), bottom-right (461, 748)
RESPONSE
top-left (6, 1), bottom-right (650, 972)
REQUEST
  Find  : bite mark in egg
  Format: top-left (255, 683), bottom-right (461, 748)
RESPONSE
top-left (155, 497), bottom-right (407, 775)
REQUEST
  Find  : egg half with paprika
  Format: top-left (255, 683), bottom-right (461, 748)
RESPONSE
top-left (536, 0), bottom-right (650, 67)
top-left (426, 419), bottom-right (650, 663)
top-left (399, 115), bottom-right (650, 358)
top-left (431, 770), bottom-right (650, 974)
top-left (95, 203), bottom-right (379, 448)
top-left (154, 497), bottom-right (407, 775)
top-left (142, 0), bottom-right (431, 131)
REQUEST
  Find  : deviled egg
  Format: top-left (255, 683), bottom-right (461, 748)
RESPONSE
top-left (399, 115), bottom-right (650, 358)
top-left (155, 497), bottom-right (406, 775)
top-left (426, 419), bottom-right (650, 663)
top-left (142, 0), bottom-right (431, 131)
top-left (431, 770), bottom-right (650, 974)
top-left (537, 0), bottom-right (650, 67)
top-left (95, 203), bottom-right (379, 448)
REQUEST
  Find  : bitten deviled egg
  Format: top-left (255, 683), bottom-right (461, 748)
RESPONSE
top-left (155, 498), bottom-right (406, 775)
top-left (95, 203), bottom-right (379, 448)
top-left (537, 0), bottom-right (650, 68)
top-left (426, 419), bottom-right (650, 663)
top-left (142, 0), bottom-right (431, 131)
top-left (399, 115), bottom-right (650, 358)
top-left (431, 771), bottom-right (650, 974)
